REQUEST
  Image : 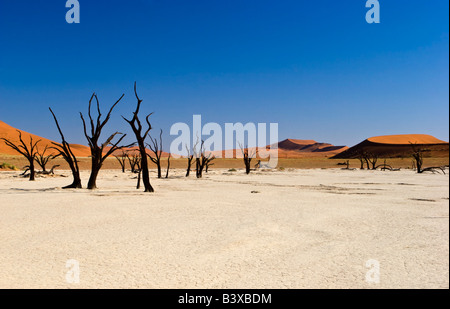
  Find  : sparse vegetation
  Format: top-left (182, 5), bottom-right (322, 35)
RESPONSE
top-left (0, 163), bottom-right (18, 170)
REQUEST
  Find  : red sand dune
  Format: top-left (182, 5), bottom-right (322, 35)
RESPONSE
top-left (0, 120), bottom-right (91, 157)
top-left (208, 139), bottom-right (347, 158)
top-left (367, 134), bottom-right (447, 145)
top-left (333, 134), bottom-right (449, 159)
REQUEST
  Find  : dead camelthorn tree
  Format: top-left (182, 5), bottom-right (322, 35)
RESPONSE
top-left (122, 82), bottom-right (154, 192)
top-left (366, 152), bottom-right (379, 170)
top-left (49, 108), bottom-right (82, 188)
top-left (205, 155), bottom-right (215, 173)
top-left (35, 145), bottom-right (57, 173)
top-left (410, 143), bottom-right (425, 173)
top-left (194, 140), bottom-right (214, 178)
top-left (185, 145), bottom-right (194, 177)
top-left (114, 149), bottom-right (128, 173)
top-left (147, 129), bottom-right (163, 179)
top-left (165, 153), bottom-right (171, 178)
top-left (1, 130), bottom-right (40, 181)
top-left (126, 152), bottom-right (141, 173)
top-left (80, 93), bottom-right (127, 189)
top-left (240, 144), bottom-right (257, 175)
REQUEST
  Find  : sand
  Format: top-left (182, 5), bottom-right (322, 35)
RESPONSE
top-left (367, 134), bottom-right (447, 145)
top-left (0, 168), bottom-right (448, 289)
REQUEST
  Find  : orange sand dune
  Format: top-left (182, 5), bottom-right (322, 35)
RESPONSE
top-left (0, 120), bottom-right (91, 157)
top-left (368, 134), bottom-right (447, 145)
top-left (333, 134), bottom-right (449, 159)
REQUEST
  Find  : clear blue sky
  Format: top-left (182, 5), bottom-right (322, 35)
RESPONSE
top-left (0, 0), bottom-right (448, 148)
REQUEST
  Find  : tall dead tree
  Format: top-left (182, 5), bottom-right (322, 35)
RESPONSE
top-left (49, 108), bottom-right (82, 188)
top-left (35, 145), bottom-right (57, 173)
top-left (114, 149), bottom-right (128, 173)
top-left (185, 145), bottom-right (194, 177)
top-left (1, 130), bottom-right (40, 181)
top-left (147, 129), bottom-right (163, 179)
top-left (240, 144), bottom-right (257, 175)
top-left (80, 93), bottom-right (127, 189)
top-left (122, 82), bottom-right (155, 192)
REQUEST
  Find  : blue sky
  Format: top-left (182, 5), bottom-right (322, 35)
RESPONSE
top-left (0, 0), bottom-right (448, 148)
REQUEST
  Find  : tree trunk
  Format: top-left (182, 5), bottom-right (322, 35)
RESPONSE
top-left (157, 164), bottom-right (162, 179)
top-left (29, 161), bottom-right (35, 181)
top-left (137, 170), bottom-right (141, 189)
top-left (87, 163), bottom-right (101, 190)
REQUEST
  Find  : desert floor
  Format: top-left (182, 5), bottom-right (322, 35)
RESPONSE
top-left (0, 168), bottom-right (448, 289)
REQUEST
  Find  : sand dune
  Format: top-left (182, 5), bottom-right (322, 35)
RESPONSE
top-left (334, 134), bottom-right (449, 159)
top-left (0, 120), bottom-right (91, 157)
top-left (368, 134), bottom-right (447, 145)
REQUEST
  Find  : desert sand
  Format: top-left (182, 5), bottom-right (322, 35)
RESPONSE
top-left (0, 168), bottom-right (448, 289)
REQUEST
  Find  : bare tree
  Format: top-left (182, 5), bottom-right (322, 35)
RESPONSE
top-left (411, 143), bottom-right (425, 173)
top-left (365, 152), bottom-right (379, 170)
top-left (122, 82), bottom-right (155, 192)
top-left (49, 108), bottom-right (82, 188)
top-left (35, 145), bottom-right (57, 173)
top-left (205, 155), bottom-right (215, 173)
top-left (185, 145), bottom-right (194, 177)
top-left (194, 140), bottom-right (214, 178)
top-left (114, 149), bottom-right (128, 173)
top-left (80, 93), bottom-right (127, 189)
top-left (126, 152), bottom-right (141, 173)
top-left (240, 144), bottom-right (257, 175)
top-left (165, 153), bottom-right (171, 178)
top-left (1, 130), bottom-right (40, 181)
top-left (147, 129), bottom-right (163, 179)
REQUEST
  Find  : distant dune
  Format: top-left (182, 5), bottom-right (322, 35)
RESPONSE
top-left (275, 139), bottom-right (348, 158)
top-left (0, 120), bottom-right (91, 157)
top-left (333, 134), bottom-right (449, 159)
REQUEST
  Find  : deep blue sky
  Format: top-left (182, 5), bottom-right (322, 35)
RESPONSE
top-left (0, 0), bottom-right (448, 148)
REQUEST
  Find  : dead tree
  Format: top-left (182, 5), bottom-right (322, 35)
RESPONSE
top-left (80, 93), bottom-right (127, 189)
top-left (185, 145), bottom-right (194, 177)
top-left (240, 144), bottom-right (257, 175)
top-left (165, 153), bottom-right (171, 178)
top-left (366, 152), bottom-right (379, 170)
top-left (49, 108), bottom-right (82, 188)
top-left (205, 155), bottom-right (215, 173)
top-left (35, 145), bottom-right (57, 173)
top-left (1, 130), bottom-right (40, 181)
top-left (114, 149), bottom-right (128, 173)
top-left (410, 143), bottom-right (424, 173)
top-left (126, 152), bottom-right (141, 173)
top-left (122, 82), bottom-right (154, 192)
top-left (194, 140), bottom-right (214, 178)
top-left (147, 129), bottom-right (163, 179)
top-left (135, 158), bottom-right (142, 189)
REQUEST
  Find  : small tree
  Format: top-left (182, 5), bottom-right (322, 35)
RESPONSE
top-left (80, 93), bottom-right (127, 189)
top-left (35, 145), bottom-right (57, 173)
top-left (147, 129), bottom-right (163, 179)
top-left (1, 130), bottom-right (40, 181)
top-left (122, 82), bottom-right (155, 192)
top-left (49, 108), bottom-right (82, 188)
top-left (411, 143), bottom-right (424, 173)
top-left (126, 152), bottom-right (141, 173)
top-left (114, 149), bottom-right (128, 173)
top-left (240, 144), bottom-right (257, 175)
top-left (194, 140), bottom-right (214, 178)
top-left (185, 145), bottom-right (194, 177)
top-left (367, 153), bottom-right (379, 170)
top-left (165, 153), bottom-right (171, 179)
